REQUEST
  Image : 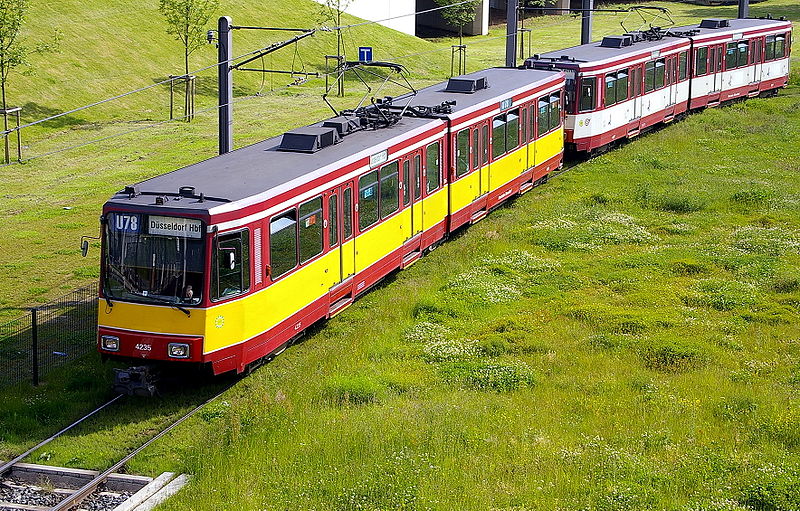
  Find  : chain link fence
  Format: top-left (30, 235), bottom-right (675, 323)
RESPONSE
top-left (0, 283), bottom-right (98, 387)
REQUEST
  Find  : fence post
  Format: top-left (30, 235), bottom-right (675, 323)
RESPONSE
top-left (31, 307), bottom-right (39, 386)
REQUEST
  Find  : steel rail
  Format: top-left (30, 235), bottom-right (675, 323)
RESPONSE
top-left (0, 394), bottom-right (124, 477)
top-left (51, 389), bottom-right (227, 511)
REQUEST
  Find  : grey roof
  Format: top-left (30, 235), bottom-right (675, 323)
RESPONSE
top-left (107, 115), bottom-right (442, 213)
top-left (400, 67), bottom-right (561, 118)
top-left (529, 18), bottom-right (788, 67)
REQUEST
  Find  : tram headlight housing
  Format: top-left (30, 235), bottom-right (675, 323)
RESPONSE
top-left (168, 343), bottom-right (190, 359)
top-left (101, 335), bottom-right (120, 352)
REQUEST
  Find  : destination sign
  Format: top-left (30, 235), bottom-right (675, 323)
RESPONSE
top-left (148, 216), bottom-right (203, 238)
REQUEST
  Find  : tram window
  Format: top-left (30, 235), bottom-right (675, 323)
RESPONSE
top-left (299, 197), bottom-right (323, 263)
top-left (616, 70), bottom-right (628, 103)
top-left (482, 125), bottom-right (489, 163)
top-left (537, 98), bottom-right (549, 136)
top-left (506, 109), bottom-right (520, 150)
top-left (766, 36), bottom-right (775, 60)
top-left (213, 230), bottom-right (250, 298)
top-left (413, 155), bottom-right (422, 200)
top-left (343, 187), bottom-right (353, 239)
top-left (492, 115), bottom-right (505, 159)
top-left (679, 52), bottom-right (688, 80)
top-left (579, 77), bottom-right (596, 112)
top-left (548, 94), bottom-right (561, 131)
top-left (471, 129), bottom-right (480, 170)
top-left (695, 47), bottom-right (708, 75)
top-left (654, 59), bottom-right (665, 89)
top-left (426, 142), bottom-right (441, 192)
top-left (402, 161), bottom-right (410, 206)
top-left (380, 162), bottom-right (399, 219)
top-left (269, 212), bottom-right (297, 280)
top-left (329, 193), bottom-right (338, 247)
top-left (521, 108), bottom-right (528, 146)
top-left (726, 42), bottom-right (738, 69)
top-left (776, 35), bottom-right (786, 59)
top-left (645, 61), bottom-right (655, 92)
top-left (604, 73), bottom-right (616, 107)
top-left (737, 42), bottom-right (749, 67)
top-left (359, 170), bottom-right (379, 230)
top-left (456, 128), bottom-right (470, 177)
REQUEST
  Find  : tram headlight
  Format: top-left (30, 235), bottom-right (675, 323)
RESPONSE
top-left (168, 343), bottom-right (190, 359)
top-left (101, 335), bottom-right (120, 352)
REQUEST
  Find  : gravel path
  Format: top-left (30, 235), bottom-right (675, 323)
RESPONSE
top-left (1, 479), bottom-right (132, 511)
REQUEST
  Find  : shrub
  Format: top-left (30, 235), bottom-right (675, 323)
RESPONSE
top-left (440, 361), bottom-right (536, 392)
top-left (731, 188), bottom-right (771, 206)
top-left (322, 374), bottom-right (384, 406)
top-left (638, 337), bottom-right (708, 372)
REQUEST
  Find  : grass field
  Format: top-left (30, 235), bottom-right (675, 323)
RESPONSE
top-left (0, 0), bottom-right (799, 509)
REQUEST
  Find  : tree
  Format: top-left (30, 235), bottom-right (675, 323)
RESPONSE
top-left (317, 0), bottom-right (352, 96)
top-left (158, 0), bottom-right (218, 78)
top-left (158, 0), bottom-right (218, 120)
top-left (434, 0), bottom-right (479, 46)
top-left (0, 0), bottom-right (59, 161)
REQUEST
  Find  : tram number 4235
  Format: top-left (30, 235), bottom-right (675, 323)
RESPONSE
top-left (135, 344), bottom-right (152, 351)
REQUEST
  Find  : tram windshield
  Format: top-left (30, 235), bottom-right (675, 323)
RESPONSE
top-left (104, 212), bottom-right (204, 305)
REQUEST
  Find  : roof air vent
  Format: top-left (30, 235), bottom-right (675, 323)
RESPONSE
top-left (444, 76), bottom-right (488, 94)
top-left (624, 32), bottom-right (646, 43)
top-left (600, 35), bottom-right (632, 48)
top-left (323, 116), bottom-right (360, 137)
top-left (699, 19), bottom-right (730, 29)
top-left (179, 186), bottom-right (196, 197)
top-left (278, 127), bottom-right (340, 153)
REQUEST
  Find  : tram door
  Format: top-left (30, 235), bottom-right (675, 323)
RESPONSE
top-left (477, 121), bottom-right (490, 197)
top-left (667, 57), bottom-right (677, 106)
top-left (631, 65), bottom-right (642, 121)
top-left (336, 184), bottom-right (356, 282)
top-left (403, 150), bottom-right (424, 243)
top-left (750, 38), bottom-right (762, 84)
top-left (710, 45), bottom-right (723, 98)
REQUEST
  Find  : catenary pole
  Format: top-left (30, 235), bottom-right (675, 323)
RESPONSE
top-left (506, 0), bottom-right (518, 67)
top-left (218, 16), bottom-right (233, 155)
top-left (581, 0), bottom-right (593, 45)
top-left (738, 0), bottom-right (749, 19)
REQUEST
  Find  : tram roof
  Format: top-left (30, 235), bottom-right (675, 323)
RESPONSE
top-left (106, 115), bottom-right (442, 213)
top-left (528, 18), bottom-right (790, 67)
top-left (401, 67), bottom-right (563, 118)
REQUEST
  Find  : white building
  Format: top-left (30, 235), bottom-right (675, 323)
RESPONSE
top-left (312, 0), bottom-right (490, 37)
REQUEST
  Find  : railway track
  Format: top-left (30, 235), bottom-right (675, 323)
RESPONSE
top-left (1, 388), bottom-right (226, 511)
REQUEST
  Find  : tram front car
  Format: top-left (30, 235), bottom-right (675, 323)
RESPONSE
top-left (96, 185), bottom-right (214, 373)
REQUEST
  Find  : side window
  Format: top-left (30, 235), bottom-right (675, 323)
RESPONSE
top-left (413, 155), bottom-right (422, 200)
top-left (379, 161), bottom-right (399, 219)
top-left (766, 36), bottom-right (776, 61)
top-left (776, 35), bottom-right (786, 59)
top-left (402, 160), bottom-right (410, 206)
top-left (269, 212), bottom-right (297, 280)
top-left (299, 197), bottom-right (323, 263)
top-left (654, 59), bottom-right (665, 89)
top-left (506, 109), bottom-right (519, 150)
top-left (521, 108), bottom-right (528, 146)
top-left (472, 129), bottom-right (480, 170)
top-left (213, 230), bottom-right (250, 298)
top-left (549, 94), bottom-right (561, 131)
top-left (359, 170), bottom-right (378, 230)
top-left (482, 125), bottom-right (489, 163)
top-left (679, 52), bottom-right (688, 80)
top-left (726, 42), bottom-right (738, 69)
top-left (616, 70), bottom-right (628, 103)
top-left (737, 41), bottom-right (748, 67)
top-left (695, 46), bottom-right (708, 75)
top-left (492, 115), bottom-right (505, 159)
top-left (426, 142), bottom-right (440, 192)
top-left (329, 193), bottom-right (338, 247)
top-left (645, 61), bottom-right (656, 92)
top-left (604, 73), bottom-right (616, 107)
top-left (456, 129), bottom-right (470, 177)
top-left (343, 187), bottom-right (353, 239)
top-left (537, 98), bottom-right (549, 136)
top-left (579, 77), bottom-right (596, 112)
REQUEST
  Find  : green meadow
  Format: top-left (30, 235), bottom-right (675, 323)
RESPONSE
top-left (0, 0), bottom-right (799, 509)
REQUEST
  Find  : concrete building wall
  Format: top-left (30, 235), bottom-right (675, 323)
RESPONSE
top-left (312, 0), bottom-right (418, 36)
top-left (416, 0), bottom-right (490, 36)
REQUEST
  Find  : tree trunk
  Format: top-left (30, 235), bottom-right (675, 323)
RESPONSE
top-left (1, 78), bottom-right (9, 164)
top-left (184, 46), bottom-right (191, 122)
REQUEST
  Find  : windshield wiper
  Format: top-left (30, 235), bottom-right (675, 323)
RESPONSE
top-left (146, 295), bottom-right (192, 317)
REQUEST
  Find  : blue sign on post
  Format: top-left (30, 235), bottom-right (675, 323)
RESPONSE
top-left (358, 46), bottom-right (373, 63)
